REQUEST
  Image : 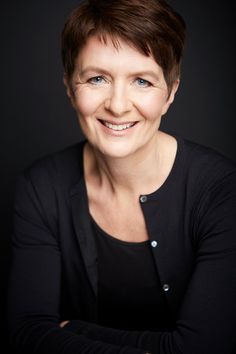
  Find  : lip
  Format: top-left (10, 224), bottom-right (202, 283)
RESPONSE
top-left (97, 118), bottom-right (139, 136)
top-left (98, 119), bottom-right (138, 125)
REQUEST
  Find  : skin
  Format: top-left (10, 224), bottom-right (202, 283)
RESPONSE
top-left (65, 35), bottom-right (179, 162)
top-left (61, 34), bottom-right (179, 327)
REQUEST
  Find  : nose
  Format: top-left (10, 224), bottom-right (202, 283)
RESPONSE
top-left (104, 82), bottom-right (132, 117)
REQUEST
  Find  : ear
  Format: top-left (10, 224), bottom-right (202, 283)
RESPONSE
top-left (63, 74), bottom-right (76, 109)
top-left (161, 79), bottom-right (180, 116)
top-left (168, 79), bottom-right (180, 104)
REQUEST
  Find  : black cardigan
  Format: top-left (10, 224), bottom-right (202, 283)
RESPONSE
top-left (7, 136), bottom-right (236, 354)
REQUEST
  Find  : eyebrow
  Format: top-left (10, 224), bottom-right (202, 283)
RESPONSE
top-left (78, 66), bottom-right (161, 80)
top-left (78, 66), bottom-right (111, 77)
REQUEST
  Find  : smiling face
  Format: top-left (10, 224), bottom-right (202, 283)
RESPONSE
top-left (65, 35), bottom-right (179, 159)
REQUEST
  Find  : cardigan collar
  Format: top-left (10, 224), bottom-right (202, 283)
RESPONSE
top-left (69, 141), bottom-right (98, 296)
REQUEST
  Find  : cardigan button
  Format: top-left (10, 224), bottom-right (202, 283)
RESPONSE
top-left (140, 195), bottom-right (147, 203)
top-left (151, 240), bottom-right (158, 248)
top-left (163, 284), bottom-right (170, 292)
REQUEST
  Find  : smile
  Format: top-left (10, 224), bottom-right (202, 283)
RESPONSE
top-left (100, 120), bottom-right (137, 131)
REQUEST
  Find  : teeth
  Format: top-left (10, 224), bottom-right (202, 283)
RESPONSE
top-left (104, 121), bottom-right (135, 131)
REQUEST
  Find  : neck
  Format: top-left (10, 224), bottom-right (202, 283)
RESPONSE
top-left (84, 131), bottom-right (176, 198)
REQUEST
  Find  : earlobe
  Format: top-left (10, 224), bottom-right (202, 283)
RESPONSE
top-left (63, 74), bottom-right (76, 108)
top-left (63, 74), bottom-right (72, 98)
top-left (161, 79), bottom-right (180, 116)
top-left (168, 79), bottom-right (180, 104)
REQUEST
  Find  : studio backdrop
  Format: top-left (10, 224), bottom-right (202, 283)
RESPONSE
top-left (1, 0), bottom-right (235, 351)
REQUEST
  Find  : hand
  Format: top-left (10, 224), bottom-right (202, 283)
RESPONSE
top-left (59, 320), bottom-right (70, 328)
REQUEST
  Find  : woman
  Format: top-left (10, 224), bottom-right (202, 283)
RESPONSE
top-left (7, 0), bottom-right (236, 353)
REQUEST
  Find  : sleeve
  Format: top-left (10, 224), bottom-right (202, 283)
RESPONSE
top-left (62, 170), bottom-right (236, 354)
top-left (7, 171), bottom-right (149, 354)
top-left (8, 167), bottom-right (236, 354)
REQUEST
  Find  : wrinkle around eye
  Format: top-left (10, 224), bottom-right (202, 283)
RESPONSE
top-left (71, 81), bottom-right (83, 94)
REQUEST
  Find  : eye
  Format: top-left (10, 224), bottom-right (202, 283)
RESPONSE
top-left (88, 76), bottom-right (107, 85)
top-left (135, 78), bottom-right (152, 88)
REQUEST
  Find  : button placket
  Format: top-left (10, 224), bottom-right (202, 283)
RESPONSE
top-left (151, 240), bottom-right (158, 248)
top-left (139, 195), bottom-right (147, 203)
top-left (163, 284), bottom-right (170, 292)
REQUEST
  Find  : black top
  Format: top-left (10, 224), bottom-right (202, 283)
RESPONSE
top-left (7, 135), bottom-right (236, 354)
top-left (92, 219), bottom-right (170, 331)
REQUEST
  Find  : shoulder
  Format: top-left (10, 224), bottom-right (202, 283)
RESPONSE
top-left (174, 136), bottom-right (236, 219)
top-left (13, 141), bottom-right (87, 228)
top-left (23, 140), bottom-right (86, 186)
top-left (15, 140), bottom-right (87, 204)
top-left (176, 135), bottom-right (236, 185)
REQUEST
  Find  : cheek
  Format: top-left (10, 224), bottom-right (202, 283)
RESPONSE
top-left (136, 92), bottom-right (168, 120)
top-left (75, 88), bottom-right (105, 118)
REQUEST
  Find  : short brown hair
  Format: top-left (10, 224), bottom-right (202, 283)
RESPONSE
top-left (61, 0), bottom-right (186, 93)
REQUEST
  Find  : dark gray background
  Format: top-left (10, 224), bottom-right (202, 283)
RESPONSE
top-left (1, 1), bottom-right (235, 351)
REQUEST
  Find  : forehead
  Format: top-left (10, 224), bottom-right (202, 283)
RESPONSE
top-left (75, 35), bottom-right (163, 74)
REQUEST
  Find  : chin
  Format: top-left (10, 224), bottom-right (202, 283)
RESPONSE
top-left (94, 141), bottom-right (138, 160)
